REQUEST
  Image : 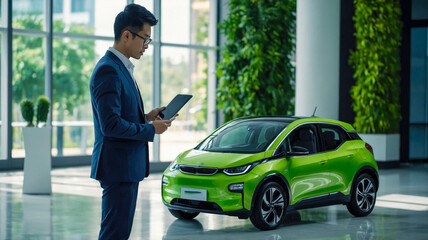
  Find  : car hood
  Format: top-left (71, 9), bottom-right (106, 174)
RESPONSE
top-left (176, 149), bottom-right (267, 168)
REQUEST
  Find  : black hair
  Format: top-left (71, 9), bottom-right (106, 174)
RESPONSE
top-left (113, 4), bottom-right (158, 42)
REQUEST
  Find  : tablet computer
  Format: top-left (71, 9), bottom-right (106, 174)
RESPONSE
top-left (159, 94), bottom-right (193, 120)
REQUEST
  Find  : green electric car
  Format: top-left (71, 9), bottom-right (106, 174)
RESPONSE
top-left (162, 116), bottom-right (379, 230)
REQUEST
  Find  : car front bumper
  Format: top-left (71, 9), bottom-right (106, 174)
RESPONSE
top-left (162, 169), bottom-right (259, 218)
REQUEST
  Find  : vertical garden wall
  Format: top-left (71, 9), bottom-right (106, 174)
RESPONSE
top-left (216, 0), bottom-right (296, 122)
top-left (349, 0), bottom-right (402, 134)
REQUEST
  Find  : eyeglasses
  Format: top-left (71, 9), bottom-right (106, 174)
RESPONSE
top-left (128, 30), bottom-right (152, 45)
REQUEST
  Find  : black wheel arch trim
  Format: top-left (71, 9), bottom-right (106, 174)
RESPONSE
top-left (353, 165), bottom-right (379, 192)
top-left (251, 173), bottom-right (291, 211)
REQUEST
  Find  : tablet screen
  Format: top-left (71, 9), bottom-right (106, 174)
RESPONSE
top-left (159, 94), bottom-right (193, 120)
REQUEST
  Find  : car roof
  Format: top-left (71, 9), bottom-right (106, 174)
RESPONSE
top-left (235, 116), bottom-right (301, 123)
top-left (233, 116), bottom-right (355, 131)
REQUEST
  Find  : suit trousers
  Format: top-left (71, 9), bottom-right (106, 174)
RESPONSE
top-left (98, 181), bottom-right (139, 240)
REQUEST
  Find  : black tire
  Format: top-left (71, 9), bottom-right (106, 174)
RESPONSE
top-left (250, 182), bottom-right (287, 230)
top-left (168, 208), bottom-right (199, 220)
top-left (347, 173), bottom-right (377, 217)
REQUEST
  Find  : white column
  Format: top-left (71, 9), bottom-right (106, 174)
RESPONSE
top-left (207, 0), bottom-right (218, 132)
top-left (295, 0), bottom-right (341, 119)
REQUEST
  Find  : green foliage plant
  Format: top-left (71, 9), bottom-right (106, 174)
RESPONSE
top-left (20, 96), bottom-right (50, 128)
top-left (216, 0), bottom-right (296, 122)
top-left (20, 99), bottom-right (34, 127)
top-left (349, 0), bottom-right (402, 133)
top-left (36, 96), bottom-right (50, 126)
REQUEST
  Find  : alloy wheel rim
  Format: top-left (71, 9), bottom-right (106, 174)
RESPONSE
top-left (356, 178), bottom-right (376, 212)
top-left (261, 187), bottom-right (285, 225)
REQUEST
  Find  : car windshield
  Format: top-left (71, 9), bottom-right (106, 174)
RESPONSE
top-left (196, 119), bottom-right (289, 153)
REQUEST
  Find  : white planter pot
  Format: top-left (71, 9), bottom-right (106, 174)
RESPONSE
top-left (359, 133), bottom-right (400, 162)
top-left (23, 127), bottom-right (52, 194)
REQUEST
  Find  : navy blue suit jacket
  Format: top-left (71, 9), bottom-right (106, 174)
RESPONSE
top-left (90, 50), bottom-right (155, 183)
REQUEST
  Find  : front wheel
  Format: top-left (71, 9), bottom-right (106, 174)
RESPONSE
top-left (168, 209), bottom-right (199, 220)
top-left (250, 182), bottom-right (287, 230)
top-left (347, 173), bottom-right (377, 217)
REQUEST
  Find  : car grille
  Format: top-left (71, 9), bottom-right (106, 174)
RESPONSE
top-left (179, 165), bottom-right (218, 175)
top-left (171, 198), bottom-right (222, 211)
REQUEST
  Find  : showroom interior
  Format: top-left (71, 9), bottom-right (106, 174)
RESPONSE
top-left (0, 0), bottom-right (427, 239)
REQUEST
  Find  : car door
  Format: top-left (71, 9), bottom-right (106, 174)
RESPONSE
top-left (317, 124), bottom-right (359, 194)
top-left (284, 124), bottom-right (332, 205)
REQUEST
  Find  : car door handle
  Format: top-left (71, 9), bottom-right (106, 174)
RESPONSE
top-left (320, 160), bottom-right (327, 165)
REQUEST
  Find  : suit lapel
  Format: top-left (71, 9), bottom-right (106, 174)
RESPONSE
top-left (134, 84), bottom-right (146, 119)
top-left (106, 51), bottom-right (146, 121)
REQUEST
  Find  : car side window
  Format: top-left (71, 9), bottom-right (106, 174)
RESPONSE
top-left (287, 126), bottom-right (318, 154)
top-left (320, 125), bottom-right (345, 151)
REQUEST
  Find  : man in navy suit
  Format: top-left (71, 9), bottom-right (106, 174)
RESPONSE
top-left (90, 4), bottom-right (174, 239)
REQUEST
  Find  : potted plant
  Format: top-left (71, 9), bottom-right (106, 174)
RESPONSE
top-left (349, 0), bottom-right (402, 167)
top-left (21, 96), bottom-right (52, 194)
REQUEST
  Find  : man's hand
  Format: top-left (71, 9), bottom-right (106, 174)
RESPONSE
top-left (146, 107), bottom-right (166, 122)
top-left (152, 115), bottom-right (177, 134)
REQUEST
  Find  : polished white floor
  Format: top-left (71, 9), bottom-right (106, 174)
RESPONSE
top-left (0, 164), bottom-right (428, 240)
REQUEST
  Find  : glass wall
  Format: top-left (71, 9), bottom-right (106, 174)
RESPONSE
top-left (0, 0), bottom-right (5, 159)
top-left (0, 33), bottom-right (2, 158)
top-left (158, 0), bottom-right (214, 161)
top-left (51, 37), bottom-right (97, 156)
top-left (135, 0), bottom-right (154, 12)
top-left (410, 27), bottom-right (428, 160)
top-left (0, 0), bottom-right (217, 165)
top-left (11, 0), bottom-right (47, 158)
top-left (12, 35), bottom-right (45, 158)
top-left (409, 0), bottom-right (428, 160)
top-left (12, 0), bottom-right (46, 30)
top-left (160, 47), bottom-right (209, 161)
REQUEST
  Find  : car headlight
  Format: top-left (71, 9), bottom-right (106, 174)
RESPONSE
top-left (223, 164), bottom-right (252, 176)
top-left (169, 159), bottom-right (179, 172)
top-left (162, 175), bottom-right (169, 185)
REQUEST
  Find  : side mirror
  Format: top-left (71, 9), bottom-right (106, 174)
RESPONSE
top-left (287, 146), bottom-right (310, 156)
top-left (274, 150), bottom-right (287, 158)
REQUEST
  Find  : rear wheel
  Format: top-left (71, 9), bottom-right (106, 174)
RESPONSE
top-left (168, 209), bottom-right (199, 220)
top-left (347, 173), bottom-right (377, 217)
top-left (250, 182), bottom-right (287, 230)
